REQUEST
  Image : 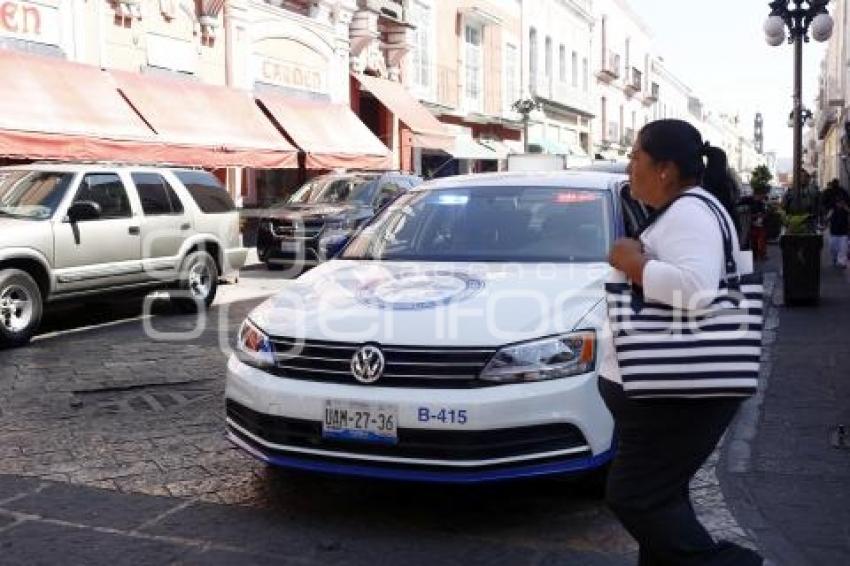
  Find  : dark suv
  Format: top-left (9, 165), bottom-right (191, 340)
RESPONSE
top-left (256, 172), bottom-right (422, 271)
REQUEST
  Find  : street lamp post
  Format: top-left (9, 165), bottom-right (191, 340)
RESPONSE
top-left (512, 97), bottom-right (542, 153)
top-left (764, 1), bottom-right (833, 197)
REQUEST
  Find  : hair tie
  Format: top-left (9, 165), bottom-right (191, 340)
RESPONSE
top-left (701, 141), bottom-right (711, 156)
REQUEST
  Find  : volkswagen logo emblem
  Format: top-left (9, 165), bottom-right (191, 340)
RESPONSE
top-left (351, 345), bottom-right (385, 384)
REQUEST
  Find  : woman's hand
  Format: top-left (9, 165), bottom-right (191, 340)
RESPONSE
top-left (608, 238), bottom-right (648, 285)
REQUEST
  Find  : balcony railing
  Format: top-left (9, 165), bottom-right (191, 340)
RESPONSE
top-left (606, 122), bottom-right (620, 142)
top-left (625, 67), bottom-right (642, 95)
top-left (644, 82), bottom-right (659, 104)
top-left (816, 108), bottom-right (838, 140)
top-left (596, 51), bottom-right (620, 82)
top-left (623, 127), bottom-right (635, 147)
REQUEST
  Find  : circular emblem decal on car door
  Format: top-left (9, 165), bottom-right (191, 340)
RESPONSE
top-left (351, 345), bottom-right (386, 384)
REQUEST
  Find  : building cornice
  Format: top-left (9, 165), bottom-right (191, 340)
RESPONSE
top-left (555, 0), bottom-right (594, 25)
top-left (612, 0), bottom-right (653, 38)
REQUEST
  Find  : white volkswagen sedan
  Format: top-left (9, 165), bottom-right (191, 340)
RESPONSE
top-left (226, 171), bottom-right (646, 483)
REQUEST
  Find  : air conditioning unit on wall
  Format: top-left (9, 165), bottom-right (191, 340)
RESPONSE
top-left (361, 0), bottom-right (405, 22)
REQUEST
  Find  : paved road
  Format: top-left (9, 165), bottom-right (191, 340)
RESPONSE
top-left (0, 267), bottom-right (754, 565)
top-left (721, 250), bottom-right (850, 566)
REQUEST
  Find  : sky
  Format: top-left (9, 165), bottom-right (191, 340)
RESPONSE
top-left (629, 0), bottom-right (827, 170)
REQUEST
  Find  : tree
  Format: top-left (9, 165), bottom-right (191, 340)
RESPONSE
top-left (750, 165), bottom-right (773, 195)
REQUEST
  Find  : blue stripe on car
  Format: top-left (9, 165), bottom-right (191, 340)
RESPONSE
top-left (228, 431), bottom-right (614, 484)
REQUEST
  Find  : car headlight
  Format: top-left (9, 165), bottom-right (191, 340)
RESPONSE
top-left (479, 331), bottom-right (596, 383)
top-left (236, 320), bottom-right (275, 368)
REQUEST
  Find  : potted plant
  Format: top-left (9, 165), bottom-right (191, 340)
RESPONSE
top-left (780, 212), bottom-right (823, 305)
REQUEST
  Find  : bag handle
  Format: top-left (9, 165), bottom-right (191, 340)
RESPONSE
top-left (637, 190), bottom-right (739, 280)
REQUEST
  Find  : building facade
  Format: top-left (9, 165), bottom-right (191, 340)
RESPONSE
top-left (399, 0), bottom-right (524, 177)
top-left (814, 0), bottom-right (849, 188)
top-left (652, 58), bottom-right (690, 123)
top-left (523, 0), bottom-right (595, 162)
top-left (0, 0), bottom-right (399, 206)
top-left (0, 0), bottom-right (766, 192)
top-left (591, 0), bottom-right (654, 159)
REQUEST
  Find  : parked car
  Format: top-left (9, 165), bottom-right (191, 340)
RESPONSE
top-left (574, 160), bottom-right (629, 175)
top-left (0, 163), bottom-right (246, 348)
top-left (255, 171), bottom-right (422, 271)
top-left (226, 170), bottom-right (650, 483)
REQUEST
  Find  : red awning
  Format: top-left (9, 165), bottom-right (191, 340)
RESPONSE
top-left (352, 73), bottom-right (454, 152)
top-left (257, 92), bottom-right (391, 170)
top-left (113, 70), bottom-right (298, 168)
top-left (0, 50), bottom-right (165, 162)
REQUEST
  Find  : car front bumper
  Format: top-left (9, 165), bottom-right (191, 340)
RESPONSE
top-left (225, 356), bottom-right (615, 483)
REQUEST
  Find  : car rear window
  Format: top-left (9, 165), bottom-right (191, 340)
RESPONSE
top-left (173, 170), bottom-right (235, 214)
top-left (132, 172), bottom-right (184, 215)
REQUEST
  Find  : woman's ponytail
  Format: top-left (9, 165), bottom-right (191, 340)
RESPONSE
top-left (701, 144), bottom-right (738, 227)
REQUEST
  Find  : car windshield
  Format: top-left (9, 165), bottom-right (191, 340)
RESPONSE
top-left (340, 186), bottom-right (614, 263)
top-left (0, 170), bottom-right (74, 220)
top-left (286, 176), bottom-right (379, 206)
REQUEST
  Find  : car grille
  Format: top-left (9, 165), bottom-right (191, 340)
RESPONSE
top-left (226, 400), bottom-right (590, 465)
top-left (268, 336), bottom-right (497, 388)
top-left (270, 219), bottom-right (324, 239)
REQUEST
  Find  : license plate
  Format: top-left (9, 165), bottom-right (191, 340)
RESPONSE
top-left (280, 240), bottom-right (302, 253)
top-left (322, 401), bottom-right (398, 444)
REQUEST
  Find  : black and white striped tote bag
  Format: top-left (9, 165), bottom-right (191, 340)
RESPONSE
top-left (605, 193), bottom-right (764, 399)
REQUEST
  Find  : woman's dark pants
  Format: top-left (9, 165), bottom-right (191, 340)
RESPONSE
top-left (598, 377), bottom-right (763, 566)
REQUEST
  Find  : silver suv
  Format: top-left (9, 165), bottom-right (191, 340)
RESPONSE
top-left (0, 164), bottom-right (247, 348)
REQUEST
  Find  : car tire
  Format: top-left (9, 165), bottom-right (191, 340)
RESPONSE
top-left (265, 259), bottom-right (284, 272)
top-left (171, 251), bottom-right (219, 313)
top-left (0, 269), bottom-right (43, 349)
top-left (258, 245), bottom-right (284, 271)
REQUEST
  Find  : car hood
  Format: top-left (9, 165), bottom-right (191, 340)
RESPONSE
top-left (260, 204), bottom-right (369, 221)
top-left (249, 260), bottom-right (611, 347)
top-left (0, 217), bottom-right (51, 247)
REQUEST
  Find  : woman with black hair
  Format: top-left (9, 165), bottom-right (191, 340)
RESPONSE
top-left (600, 119), bottom-right (764, 565)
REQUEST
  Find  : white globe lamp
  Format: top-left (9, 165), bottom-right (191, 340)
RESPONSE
top-left (811, 13), bottom-right (834, 43)
top-left (763, 15), bottom-right (786, 38)
top-left (766, 32), bottom-right (786, 47)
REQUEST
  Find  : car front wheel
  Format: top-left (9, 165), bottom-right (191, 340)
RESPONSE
top-left (171, 251), bottom-right (219, 313)
top-left (0, 269), bottom-right (43, 349)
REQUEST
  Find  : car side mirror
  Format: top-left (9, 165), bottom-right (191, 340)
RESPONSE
top-left (67, 201), bottom-right (101, 222)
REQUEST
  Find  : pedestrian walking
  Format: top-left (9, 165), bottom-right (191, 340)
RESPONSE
top-left (602, 119), bottom-right (764, 565)
top-left (739, 190), bottom-right (769, 260)
top-left (827, 192), bottom-right (849, 268)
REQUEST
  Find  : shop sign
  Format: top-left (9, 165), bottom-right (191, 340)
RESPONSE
top-left (0, 1), bottom-right (58, 46)
top-left (254, 55), bottom-right (326, 94)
